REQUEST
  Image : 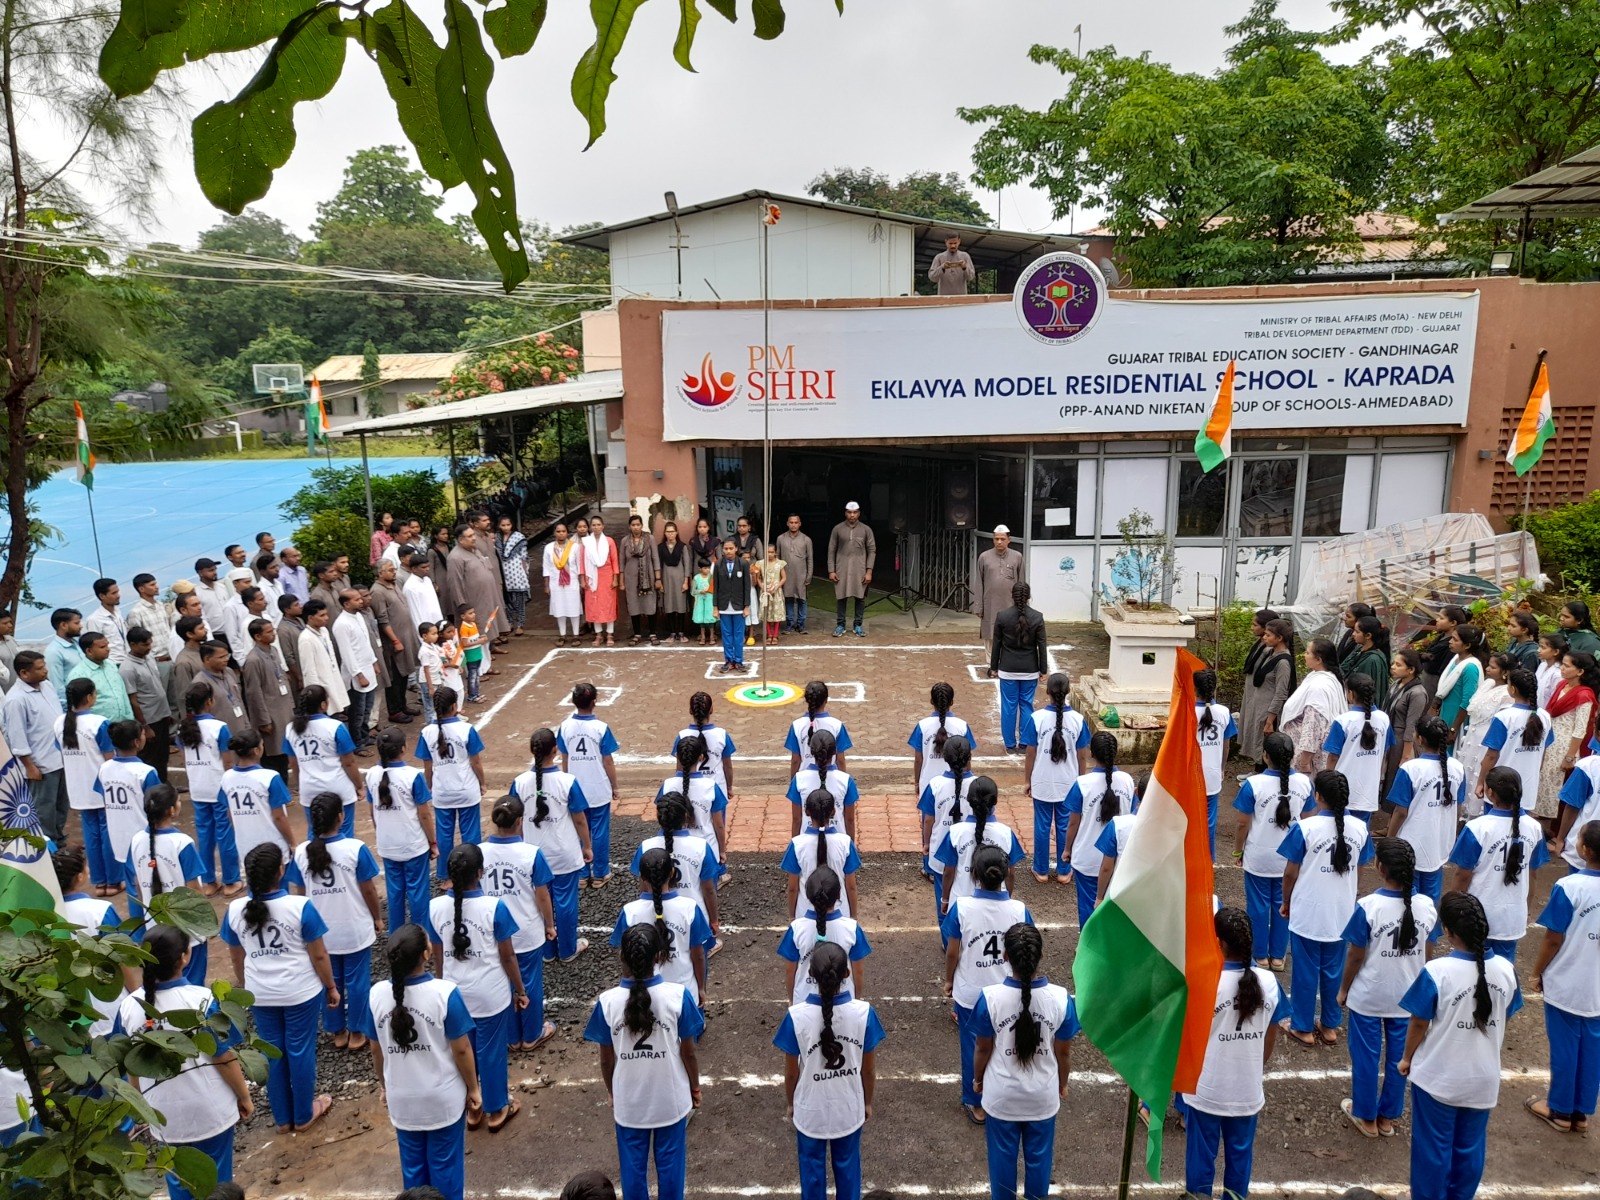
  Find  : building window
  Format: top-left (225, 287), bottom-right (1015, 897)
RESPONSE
top-left (1374, 451), bottom-right (1449, 527)
top-left (1031, 459), bottom-right (1093, 540)
top-left (1239, 458), bottom-right (1300, 538)
top-left (1302, 455), bottom-right (1373, 538)
top-left (1491, 405), bottom-right (1595, 514)
top-left (978, 456), bottom-right (1025, 534)
top-left (1175, 460), bottom-right (1227, 538)
top-left (1099, 458), bottom-right (1169, 535)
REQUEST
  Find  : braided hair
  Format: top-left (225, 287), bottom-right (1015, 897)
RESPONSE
top-left (141, 925), bottom-right (189, 1020)
top-left (809, 941), bottom-right (850, 1071)
top-left (806, 866), bottom-right (841, 941)
top-left (802, 681), bottom-right (829, 752)
top-left (1009, 581), bottom-right (1038, 646)
top-left (621, 924), bottom-right (665, 1036)
top-left (62, 678), bottom-right (96, 749)
top-left (810, 729), bottom-right (837, 794)
top-left (1374, 837), bottom-right (1420, 953)
top-left (1046, 672), bottom-right (1073, 762)
top-left (1505, 669), bottom-right (1544, 749)
top-left (431, 685), bottom-right (459, 760)
top-left (968, 775), bottom-right (999, 850)
top-left (1439, 891), bottom-right (1494, 1033)
top-left (305, 791), bottom-right (343, 876)
top-left (1004, 922), bottom-right (1045, 1063)
top-left (372, 728), bottom-right (404, 810)
top-left (1264, 731), bottom-right (1296, 828)
top-left (528, 727), bottom-right (558, 826)
top-left (178, 680), bottom-right (214, 749)
top-left (805, 788), bottom-right (837, 882)
top-left (688, 691), bottom-right (714, 769)
top-left (1315, 770), bottom-right (1353, 874)
top-left (1415, 716), bottom-right (1454, 806)
top-left (930, 681), bottom-right (956, 757)
top-left (1194, 668), bottom-right (1218, 734)
top-left (639, 847), bottom-right (675, 949)
top-left (447, 843), bottom-right (483, 960)
top-left (386, 923), bottom-right (429, 1048)
top-left (142, 783), bottom-right (179, 898)
top-left (656, 790), bottom-right (690, 858)
top-left (291, 683), bottom-right (327, 736)
top-left (1215, 907), bottom-right (1264, 1029)
top-left (1482, 766), bottom-right (1526, 885)
top-left (1348, 673), bottom-right (1378, 750)
top-left (942, 736), bottom-right (973, 823)
top-left (242, 842), bottom-right (283, 936)
top-left (1089, 730), bottom-right (1122, 824)
top-left (674, 733), bottom-right (704, 814)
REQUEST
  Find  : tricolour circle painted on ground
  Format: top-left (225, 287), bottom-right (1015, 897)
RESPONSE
top-left (725, 680), bottom-right (801, 707)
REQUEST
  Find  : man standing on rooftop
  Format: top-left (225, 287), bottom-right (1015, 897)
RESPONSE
top-left (928, 232), bottom-right (975, 296)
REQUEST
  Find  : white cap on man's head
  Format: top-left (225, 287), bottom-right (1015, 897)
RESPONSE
top-left (993, 524), bottom-right (1011, 535)
top-left (845, 501), bottom-right (860, 511)
top-left (226, 567), bottom-right (254, 583)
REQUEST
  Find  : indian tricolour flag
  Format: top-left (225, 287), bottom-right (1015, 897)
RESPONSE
top-left (74, 400), bottom-right (95, 490)
top-left (1193, 360), bottom-right (1235, 474)
top-left (0, 731), bottom-right (64, 913)
top-left (1508, 356), bottom-right (1555, 477)
top-left (1073, 647), bottom-right (1222, 1178)
top-left (307, 377), bottom-right (330, 442)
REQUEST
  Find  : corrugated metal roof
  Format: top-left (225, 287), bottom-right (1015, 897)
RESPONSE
top-left (1444, 140), bottom-right (1600, 220)
top-left (310, 351), bottom-right (468, 383)
top-left (330, 370), bottom-right (622, 437)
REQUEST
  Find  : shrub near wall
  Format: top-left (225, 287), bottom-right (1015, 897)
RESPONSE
top-left (1514, 491), bottom-right (1600, 593)
top-left (280, 465), bottom-right (447, 530)
top-left (292, 511), bottom-right (374, 586)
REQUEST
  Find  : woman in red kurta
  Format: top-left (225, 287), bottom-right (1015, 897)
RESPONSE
top-left (580, 515), bottom-right (621, 644)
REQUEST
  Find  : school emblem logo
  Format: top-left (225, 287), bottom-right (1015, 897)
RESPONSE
top-left (677, 353), bottom-right (740, 410)
top-left (1013, 252), bottom-right (1105, 346)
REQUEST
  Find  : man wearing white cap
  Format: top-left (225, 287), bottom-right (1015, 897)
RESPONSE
top-left (975, 525), bottom-right (1024, 644)
top-left (827, 501), bottom-right (876, 637)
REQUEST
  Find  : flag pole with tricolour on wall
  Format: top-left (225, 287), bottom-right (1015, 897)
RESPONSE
top-left (1073, 647), bottom-right (1223, 1180)
top-left (1508, 351), bottom-right (1554, 477)
top-left (306, 377), bottom-right (330, 453)
top-left (1193, 360), bottom-right (1235, 474)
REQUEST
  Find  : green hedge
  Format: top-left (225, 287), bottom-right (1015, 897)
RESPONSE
top-left (1514, 491), bottom-right (1600, 593)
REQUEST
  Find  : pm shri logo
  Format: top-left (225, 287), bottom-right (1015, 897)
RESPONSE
top-left (677, 353), bottom-right (740, 410)
top-left (1013, 252), bottom-right (1105, 346)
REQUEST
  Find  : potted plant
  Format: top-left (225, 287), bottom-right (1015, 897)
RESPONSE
top-left (1102, 508), bottom-right (1177, 617)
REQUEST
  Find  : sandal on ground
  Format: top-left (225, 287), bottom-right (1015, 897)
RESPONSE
top-left (530, 1021), bottom-right (557, 1051)
top-left (331, 1032), bottom-right (349, 1051)
top-left (592, 635), bottom-right (603, 646)
top-left (590, 874), bottom-right (610, 888)
top-left (1525, 1095), bottom-right (1574, 1132)
top-left (466, 1099), bottom-right (485, 1131)
top-left (708, 938), bottom-right (724, 958)
top-left (1055, 873), bottom-right (1073, 885)
top-left (221, 882), bottom-right (245, 897)
top-left (1269, 958), bottom-right (1286, 971)
top-left (1318, 1024), bottom-right (1339, 1047)
top-left (487, 1099), bottom-right (521, 1132)
top-left (1285, 1028), bottom-right (1319, 1049)
top-left (963, 1103), bottom-right (986, 1126)
top-left (649, 635), bottom-right (659, 645)
top-left (1340, 1099), bottom-right (1379, 1138)
top-left (630, 635), bottom-right (642, 645)
top-left (1376, 1118), bottom-right (1397, 1138)
top-left (1032, 872), bottom-right (1050, 884)
top-left (293, 1094), bottom-right (334, 1134)
top-left (606, 634), bottom-right (616, 646)
top-left (558, 938), bottom-right (591, 964)
top-left (345, 1034), bottom-right (368, 1052)
top-left (200, 882), bottom-right (221, 897)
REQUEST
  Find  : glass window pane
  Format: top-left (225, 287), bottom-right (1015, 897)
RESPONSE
top-left (1099, 458), bottom-right (1169, 536)
top-left (1241, 438), bottom-right (1304, 451)
top-left (1235, 544), bottom-right (1293, 607)
top-left (1028, 543), bottom-right (1096, 621)
top-left (978, 456), bottom-right (1025, 533)
top-left (1374, 451), bottom-right (1449, 527)
top-left (1031, 459), bottom-right (1090, 540)
top-left (1302, 455), bottom-right (1374, 538)
top-left (1176, 460), bottom-right (1228, 538)
top-left (1239, 457), bottom-right (1300, 538)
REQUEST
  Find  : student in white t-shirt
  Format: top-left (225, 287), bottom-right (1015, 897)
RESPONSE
top-left (777, 866), bottom-right (871, 1007)
top-left (125, 783), bottom-right (208, 984)
top-left (1062, 731), bottom-right (1138, 926)
top-left (288, 791), bottom-right (382, 1051)
top-left (428, 843), bottom-right (527, 1134)
top-left (482, 794), bottom-right (558, 1053)
top-left (675, 690), bottom-right (737, 796)
top-left (773, 941), bottom-right (885, 1200)
top-left (634, 791), bottom-right (721, 936)
top-left (911, 680), bottom-right (977, 801)
top-left (366, 726), bottom-right (437, 932)
top-left (1192, 668), bottom-right (1238, 858)
top-left (415, 621), bottom-right (446, 724)
top-left (1182, 908), bottom-right (1287, 1200)
top-left (282, 683), bottom-right (362, 838)
top-left (217, 729), bottom-right (296, 863)
top-left (1385, 717), bottom-right (1466, 905)
top-left (786, 683), bottom-right (852, 826)
top-left (1279, 770), bottom-right (1373, 1048)
top-left (54, 845), bottom-right (134, 1037)
top-left (919, 735), bottom-right (975, 923)
top-left (1398, 892), bottom-right (1522, 1200)
top-left (782, 788), bottom-right (862, 921)
top-left (1338, 837), bottom-right (1438, 1137)
top-left (513, 728), bottom-right (592, 963)
top-left (785, 730), bottom-right (861, 842)
top-left (613, 848), bottom-right (714, 1005)
top-left (114, 926), bottom-right (252, 1200)
top-left (1556, 752), bottom-right (1600, 872)
top-left (1475, 669), bottom-right (1552, 811)
top-left (559, 683), bottom-right (621, 887)
top-left (219, 842), bottom-right (337, 1133)
top-left (56, 677), bottom-right (117, 893)
top-left (1449, 766), bottom-right (1548, 959)
top-left (1530, 820), bottom-right (1600, 1133)
top-left (657, 736), bottom-right (729, 865)
top-left (355, 923), bottom-right (480, 1200)
top-left (584, 925), bottom-right (704, 1200)
top-left (937, 777), bottom-right (1027, 911)
top-left (1232, 733), bottom-right (1314, 968)
top-left (95, 721), bottom-right (159, 884)
top-left (973, 923), bottom-right (1079, 1200)
top-left (941, 844), bottom-right (1032, 1125)
top-left (1322, 675), bottom-right (1395, 822)
top-left (415, 685), bottom-right (487, 881)
top-left (1020, 672), bottom-right (1090, 881)
top-left (174, 679), bottom-right (239, 895)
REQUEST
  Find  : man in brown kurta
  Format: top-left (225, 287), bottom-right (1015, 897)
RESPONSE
top-left (368, 558), bottom-right (418, 723)
top-left (776, 513), bottom-right (814, 634)
top-left (470, 510), bottom-right (509, 643)
top-left (447, 526), bottom-right (504, 655)
top-left (975, 525), bottom-right (1025, 645)
top-left (827, 502), bottom-right (876, 638)
top-left (240, 620), bottom-right (294, 777)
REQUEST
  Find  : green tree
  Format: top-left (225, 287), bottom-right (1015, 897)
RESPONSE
top-left (361, 339), bottom-right (384, 417)
top-left (961, 1), bottom-right (1391, 287)
top-left (313, 144), bottom-right (447, 235)
top-left (98, 0), bottom-right (845, 289)
top-left (807, 167), bottom-right (992, 225)
top-left (457, 221), bottom-right (612, 352)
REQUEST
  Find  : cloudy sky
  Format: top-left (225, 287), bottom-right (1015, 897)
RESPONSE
top-left (118, 0), bottom-right (1387, 246)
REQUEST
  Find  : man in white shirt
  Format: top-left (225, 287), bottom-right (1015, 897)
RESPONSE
top-left (252, 553), bottom-right (284, 620)
top-left (125, 574), bottom-right (174, 664)
top-left (192, 559), bottom-right (232, 648)
top-left (0, 611), bottom-right (18, 693)
top-left (83, 578), bottom-right (129, 664)
top-left (332, 590), bottom-right (379, 749)
top-left (167, 587), bottom-right (201, 660)
top-left (228, 587), bottom-right (272, 655)
top-left (403, 551), bottom-right (445, 627)
top-left (297, 599), bottom-right (349, 717)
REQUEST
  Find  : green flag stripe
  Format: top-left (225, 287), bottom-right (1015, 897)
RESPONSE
top-left (0, 863), bottom-right (58, 911)
top-left (1511, 417), bottom-right (1554, 477)
top-left (1193, 431), bottom-right (1227, 473)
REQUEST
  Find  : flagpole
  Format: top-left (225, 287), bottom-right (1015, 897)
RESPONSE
top-left (84, 487), bottom-right (104, 576)
top-left (1518, 348), bottom-right (1547, 581)
top-left (760, 200), bottom-right (773, 694)
top-left (1116, 1087), bottom-right (1139, 1200)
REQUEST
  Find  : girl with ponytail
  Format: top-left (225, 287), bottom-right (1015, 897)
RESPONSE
top-left (674, 690), bottom-right (737, 797)
top-left (937, 776), bottom-right (1026, 914)
top-left (1398, 891), bottom-right (1520, 1200)
top-left (283, 683), bottom-right (363, 839)
top-left (559, 681), bottom-right (621, 888)
top-left (359, 922), bottom-right (481, 1200)
top-left (585, 924), bottom-right (704, 1200)
top-left (219, 841), bottom-right (339, 1133)
top-left (365, 725), bottom-right (437, 931)
top-left (1234, 731), bottom-right (1313, 968)
top-left (482, 794), bottom-right (558, 1053)
top-left (1182, 908), bottom-right (1285, 1200)
top-left (54, 844), bottom-right (133, 1035)
top-left (972, 922), bottom-right (1079, 1200)
top-left (635, 790), bottom-right (721, 946)
top-left (777, 865), bottom-right (871, 1006)
top-left (1450, 765), bottom-right (1549, 960)
top-left (782, 788), bottom-right (862, 922)
top-left (427, 843), bottom-right (528, 1132)
top-left (785, 729), bottom-right (861, 842)
top-left (174, 679), bottom-right (241, 895)
top-left (289, 790), bottom-right (382, 1052)
top-left (920, 734), bottom-right (976, 923)
top-left (1338, 837), bottom-right (1437, 1137)
top-left (1475, 668), bottom-right (1551, 813)
top-left (127, 783), bottom-right (208, 983)
top-left (1530, 820), bottom-right (1600, 1133)
top-left (942, 844), bottom-right (1031, 1125)
top-left (55, 677), bottom-right (118, 894)
top-left (655, 733), bottom-right (729, 865)
top-left (911, 680), bottom-right (975, 801)
top-left (513, 727), bottom-right (593, 962)
top-left (1192, 668), bottom-right (1237, 859)
top-left (1324, 673), bottom-right (1394, 823)
top-left (1061, 731), bottom-right (1137, 926)
top-left (1280, 770), bottom-right (1371, 1048)
top-left (1346, 615), bottom-right (1393, 707)
top-left (1023, 671), bottom-right (1091, 881)
top-left (114, 924), bottom-right (253, 1200)
top-left (416, 684), bottom-right (487, 881)
top-left (613, 847), bottom-right (714, 1006)
top-left (785, 681), bottom-right (852, 788)
top-left (774, 940), bottom-right (885, 1199)
top-left (1386, 716), bottom-right (1467, 904)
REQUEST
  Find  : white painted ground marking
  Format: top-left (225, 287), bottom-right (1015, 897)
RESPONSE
top-left (475, 646), bottom-right (562, 732)
top-left (593, 685), bottom-right (623, 707)
top-left (966, 663), bottom-right (998, 685)
top-left (316, 1186), bottom-right (1599, 1199)
top-left (823, 682), bottom-right (865, 703)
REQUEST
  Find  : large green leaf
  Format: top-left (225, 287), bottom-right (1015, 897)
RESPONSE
top-left (704, 0), bottom-right (735, 19)
top-left (100, 0), bottom-right (311, 97)
top-left (191, 4), bottom-right (348, 214)
top-left (437, 0), bottom-right (529, 287)
top-left (121, 0), bottom-right (189, 39)
top-left (145, 885), bottom-right (220, 941)
top-left (751, 0), bottom-right (784, 39)
top-left (355, 1), bottom-right (465, 189)
top-left (570, 0), bottom-right (648, 148)
top-left (167, 1146), bottom-right (219, 1199)
top-left (483, 0), bottom-right (549, 58)
top-left (673, 0), bottom-right (701, 70)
